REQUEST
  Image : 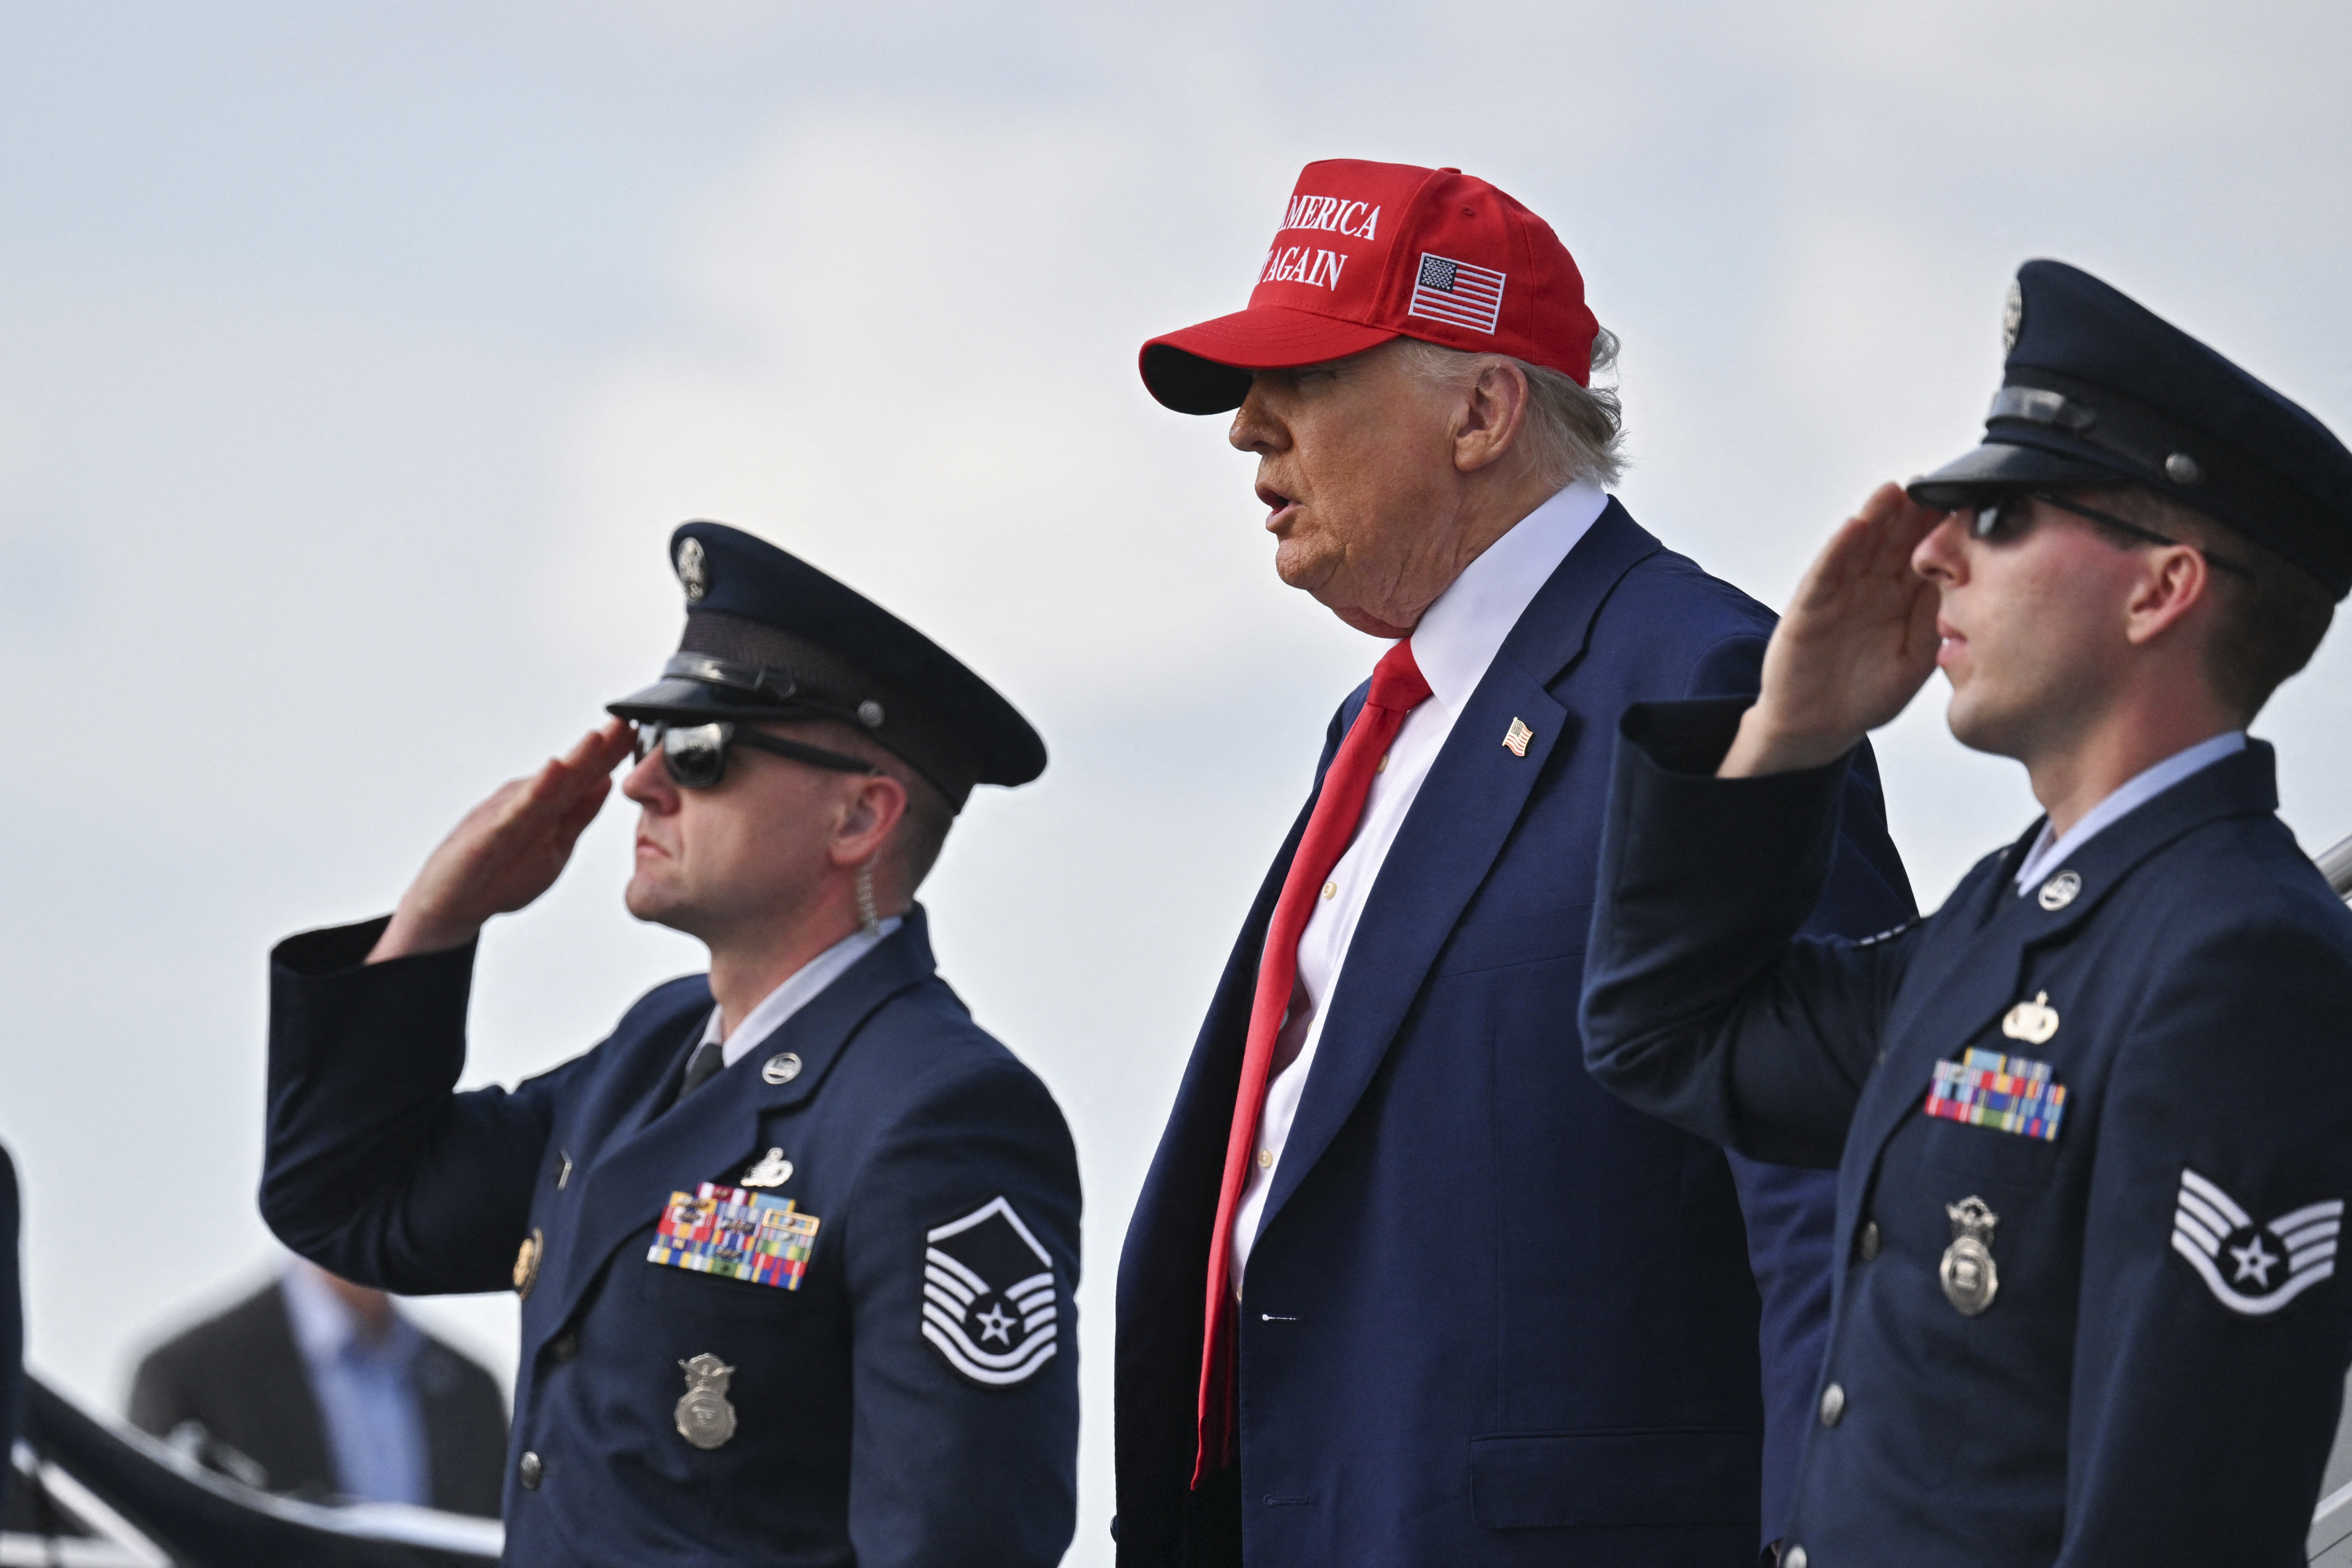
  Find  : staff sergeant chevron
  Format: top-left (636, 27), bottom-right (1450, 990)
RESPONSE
top-left (2170, 1166), bottom-right (2344, 1316)
top-left (922, 1196), bottom-right (1061, 1386)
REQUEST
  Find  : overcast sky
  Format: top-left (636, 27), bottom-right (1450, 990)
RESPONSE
top-left (3, 3), bottom-right (2348, 1560)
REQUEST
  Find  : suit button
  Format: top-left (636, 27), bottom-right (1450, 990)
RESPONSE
top-left (547, 1332), bottom-right (579, 1364)
top-left (1784, 1547), bottom-right (1808, 1568)
top-left (518, 1451), bottom-right (543, 1489)
top-left (1858, 1220), bottom-right (1881, 1260)
top-left (1819, 1382), bottom-right (1846, 1427)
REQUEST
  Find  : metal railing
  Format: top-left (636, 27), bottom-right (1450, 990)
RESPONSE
top-left (8, 1378), bottom-right (499, 1568)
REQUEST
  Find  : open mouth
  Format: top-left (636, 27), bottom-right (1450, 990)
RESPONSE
top-left (1936, 618), bottom-right (1967, 667)
top-left (1256, 482), bottom-right (1300, 527)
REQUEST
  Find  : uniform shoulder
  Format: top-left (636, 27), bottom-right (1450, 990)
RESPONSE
top-left (853, 979), bottom-right (1069, 1132)
top-left (2146, 814), bottom-right (2352, 941)
top-left (614, 972), bottom-right (714, 1031)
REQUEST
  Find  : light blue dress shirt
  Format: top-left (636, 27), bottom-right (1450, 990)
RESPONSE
top-left (280, 1262), bottom-right (432, 1506)
top-left (2012, 730), bottom-right (2248, 896)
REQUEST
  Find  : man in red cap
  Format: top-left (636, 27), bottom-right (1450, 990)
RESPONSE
top-left (1114, 159), bottom-right (1916, 1567)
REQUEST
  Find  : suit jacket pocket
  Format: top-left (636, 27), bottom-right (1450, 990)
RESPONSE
top-left (638, 1258), bottom-right (794, 1322)
top-left (1469, 1426), bottom-right (1760, 1529)
top-left (1433, 904), bottom-right (1593, 979)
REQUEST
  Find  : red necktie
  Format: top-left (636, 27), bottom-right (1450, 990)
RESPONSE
top-left (1193, 639), bottom-right (1433, 1482)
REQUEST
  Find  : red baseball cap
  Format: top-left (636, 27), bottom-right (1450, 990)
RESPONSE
top-left (1139, 158), bottom-right (1602, 414)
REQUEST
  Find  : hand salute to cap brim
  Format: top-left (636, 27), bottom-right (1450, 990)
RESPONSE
top-left (1720, 482), bottom-right (1945, 778)
top-left (367, 718), bottom-right (636, 963)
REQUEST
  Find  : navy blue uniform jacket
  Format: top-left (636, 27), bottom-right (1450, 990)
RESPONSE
top-left (1115, 502), bottom-right (1915, 1567)
top-left (0, 1143), bottom-right (18, 1519)
top-left (262, 907), bottom-right (1080, 1568)
top-left (1582, 699), bottom-right (2352, 1567)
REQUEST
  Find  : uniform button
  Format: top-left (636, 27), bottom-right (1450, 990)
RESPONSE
top-left (1375, 753), bottom-right (1389, 773)
top-left (1257, 1148), bottom-right (1273, 1169)
top-left (1858, 1220), bottom-right (1881, 1260)
top-left (547, 1332), bottom-right (579, 1364)
top-left (1819, 1382), bottom-right (1846, 1427)
top-left (518, 1451), bottom-right (543, 1490)
top-left (1321, 882), bottom-right (1338, 900)
top-left (1784, 1547), bottom-right (1808, 1568)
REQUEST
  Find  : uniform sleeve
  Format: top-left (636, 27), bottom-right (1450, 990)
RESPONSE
top-left (2056, 913), bottom-right (2352, 1565)
top-left (1673, 646), bottom-right (1919, 1542)
top-left (261, 916), bottom-right (575, 1294)
top-left (840, 1055), bottom-right (1081, 1568)
top-left (1581, 697), bottom-right (1918, 1168)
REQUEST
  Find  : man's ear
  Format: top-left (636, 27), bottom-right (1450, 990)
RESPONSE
top-left (2123, 545), bottom-right (2213, 646)
top-left (1452, 359), bottom-right (1531, 475)
top-left (833, 773), bottom-right (909, 866)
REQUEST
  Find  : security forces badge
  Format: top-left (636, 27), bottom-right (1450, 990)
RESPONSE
top-left (922, 1197), bottom-right (1059, 1386)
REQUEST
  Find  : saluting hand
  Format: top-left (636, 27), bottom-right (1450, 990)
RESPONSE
top-left (367, 719), bottom-right (638, 962)
top-left (1719, 482), bottom-right (1945, 778)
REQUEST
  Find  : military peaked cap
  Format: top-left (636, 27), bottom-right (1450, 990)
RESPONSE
top-left (1910, 259), bottom-right (2352, 599)
top-left (607, 523), bottom-right (1045, 810)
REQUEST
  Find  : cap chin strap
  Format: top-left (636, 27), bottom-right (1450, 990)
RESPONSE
top-left (662, 652), bottom-right (883, 731)
top-left (1986, 377), bottom-right (2206, 486)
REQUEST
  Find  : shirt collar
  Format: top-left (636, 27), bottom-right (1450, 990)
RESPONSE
top-left (1408, 478), bottom-right (1608, 715)
top-left (281, 1262), bottom-right (418, 1367)
top-left (2013, 729), bottom-right (2248, 894)
top-left (703, 916), bottom-right (905, 1067)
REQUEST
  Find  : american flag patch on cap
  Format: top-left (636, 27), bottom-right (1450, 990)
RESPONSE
top-left (1409, 253), bottom-right (1506, 334)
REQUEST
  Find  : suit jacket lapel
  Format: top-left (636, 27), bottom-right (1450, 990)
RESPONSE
top-left (541, 911), bottom-right (941, 1334)
top-left (1255, 502), bottom-right (1664, 1234)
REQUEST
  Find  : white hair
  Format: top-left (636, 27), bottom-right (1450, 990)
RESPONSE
top-left (1394, 326), bottom-right (1626, 490)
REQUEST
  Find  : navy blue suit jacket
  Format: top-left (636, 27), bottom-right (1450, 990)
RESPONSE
top-left (1583, 701), bottom-right (2352, 1566)
top-left (262, 908), bottom-right (1079, 1568)
top-left (1115, 502), bottom-right (1915, 1567)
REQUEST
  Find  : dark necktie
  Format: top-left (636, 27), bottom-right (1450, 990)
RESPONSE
top-left (674, 1037), bottom-right (726, 1108)
top-left (1193, 639), bottom-right (1433, 1481)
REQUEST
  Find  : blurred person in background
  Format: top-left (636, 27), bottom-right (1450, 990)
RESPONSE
top-left (129, 1257), bottom-right (506, 1516)
top-left (1115, 158), bottom-right (1914, 1568)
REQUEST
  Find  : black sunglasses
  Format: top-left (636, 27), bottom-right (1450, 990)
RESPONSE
top-left (632, 721), bottom-right (878, 790)
top-left (1970, 492), bottom-right (2254, 580)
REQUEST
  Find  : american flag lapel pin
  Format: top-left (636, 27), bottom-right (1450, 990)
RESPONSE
top-left (1502, 718), bottom-right (1533, 757)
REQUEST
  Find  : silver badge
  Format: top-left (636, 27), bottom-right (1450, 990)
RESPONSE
top-left (1941, 1196), bottom-right (2000, 1316)
top-left (740, 1147), bottom-right (794, 1188)
top-left (674, 1353), bottom-right (738, 1450)
top-left (2001, 990), bottom-right (2060, 1045)
top-left (761, 1052), bottom-right (802, 1086)
top-left (2002, 278), bottom-right (2024, 353)
top-left (676, 537), bottom-right (710, 603)
top-left (2037, 870), bottom-right (2081, 911)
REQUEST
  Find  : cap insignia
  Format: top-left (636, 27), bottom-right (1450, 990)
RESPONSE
top-left (2002, 278), bottom-right (2024, 353)
top-left (676, 537), bottom-right (711, 603)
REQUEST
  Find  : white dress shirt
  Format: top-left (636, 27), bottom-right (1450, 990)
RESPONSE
top-left (2012, 730), bottom-right (2247, 896)
top-left (1229, 478), bottom-right (1608, 1284)
top-left (704, 917), bottom-right (904, 1067)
